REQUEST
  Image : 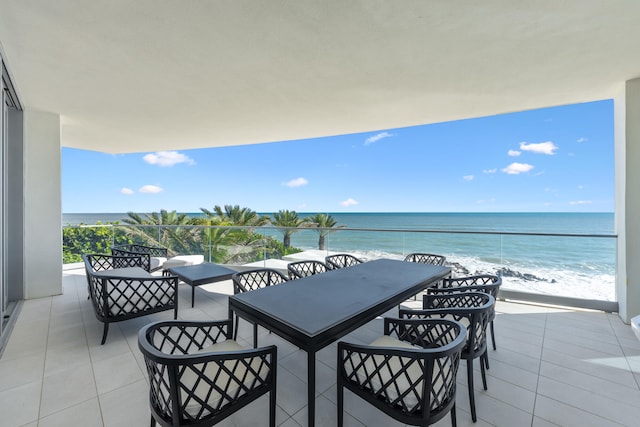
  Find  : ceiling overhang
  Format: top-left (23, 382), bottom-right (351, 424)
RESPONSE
top-left (1, 1), bottom-right (639, 154)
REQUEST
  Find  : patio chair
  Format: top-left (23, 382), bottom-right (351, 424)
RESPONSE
top-left (404, 253), bottom-right (447, 266)
top-left (400, 292), bottom-right (494, 422)
top-left (231, 268), bottom-right (288, 341)
top-left (138, 319), bottom-right (277, 427)
top-left (428, 275), bottom-right (502, 352)
top-left (83, 252), bottom-right (146, 297)
top-left (338, 317), bottom-right (466, 426)
top-left (111, 244), bottom-right (169, 272)
top-left (83, 253), bottom-right (179, 344)
top-left (287, 260), bottom-right (328, 279)
top-left (325, 253), bottom-right (364, 270)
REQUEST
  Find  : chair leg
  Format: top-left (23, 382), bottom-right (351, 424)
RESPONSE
top-left (337, 383), bottom-right (344, 427)
top-left (100, 323), bottom-right (109, 345)
top-left (490, 321), bottom-right (497, 350)
top-left (450, 401), bottom-right (457, 427)
top-left (480, 352), bottom-right (488, 390)
top-left (467, 358), bottom-right (477, 422)
top-left (233, 315), bottom-right (239, 340)
top-left (269, 390), bottom-right (276, 427)
top-left (483, 351), bottom-right (490, 370)
top-left (150, 414), bottom-right (156, 427)
top-left (253, 323), bottom-right (258, 348)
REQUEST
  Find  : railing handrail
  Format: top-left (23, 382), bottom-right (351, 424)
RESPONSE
top-left (69, 223), bottom-right (617, 239)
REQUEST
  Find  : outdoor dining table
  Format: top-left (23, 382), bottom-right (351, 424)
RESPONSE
top-left (228, 258), bottom-right (451, 427)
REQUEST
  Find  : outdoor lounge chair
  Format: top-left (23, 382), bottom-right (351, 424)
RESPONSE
top-left (138, 319), bottom-right (277, 427)
top-left (338, 317), bottom-right (466, 426)
top-left (83, 253), bottom-right (179, 344)
top-left (325, 253), bottom-right (364, 270)
top-left (400, 292), bottom-right (494, 422)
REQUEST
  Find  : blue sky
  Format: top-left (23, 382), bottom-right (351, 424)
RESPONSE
top-left (62, 99), bottom-right (614, 213)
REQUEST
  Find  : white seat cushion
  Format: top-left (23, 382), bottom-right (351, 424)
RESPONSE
top-left (150, 256), bottom-right (168, 271)
top-left (345, 335), bottom-right (451, 412)
top-left (162, 255), bottom-right (205, 270)
top-left (180, 339), bottom-right (270, 417)
top-left (93, 266), bottom-right (151, 278)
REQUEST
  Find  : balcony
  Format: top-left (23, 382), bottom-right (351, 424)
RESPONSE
top-left (1, 266), bottom-right (639, 426)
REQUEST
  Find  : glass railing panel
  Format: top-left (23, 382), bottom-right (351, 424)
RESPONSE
top-left (62, 224), bottom-right (617, 306)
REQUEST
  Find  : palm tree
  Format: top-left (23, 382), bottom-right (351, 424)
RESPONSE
top-left (122, 209), bottom-right (198, 254)
top-left (200, 205), bottom-right (270, 262)
top-left (202, 205), bottom-right (270, 227)
top-left (272, 210), bottom-right (308, 249)
top-left (306, 213), bottom-right (343, 250)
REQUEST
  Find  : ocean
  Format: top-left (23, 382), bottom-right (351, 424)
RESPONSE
top-left (63, 212), bottom-right (616, 301)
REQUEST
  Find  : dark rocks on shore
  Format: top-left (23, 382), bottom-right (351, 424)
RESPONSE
top-left (445, 262), bottom-right (470, 276)
top-left (495, 267), bottom-right (556, 283)
top-left (445, 262), bottom-right (556, 284)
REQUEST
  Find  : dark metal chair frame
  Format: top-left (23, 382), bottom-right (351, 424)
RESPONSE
top-left (83, 253), bottom-right (179, 345)
top-left (325, 253), bottom-right (364, 270)
top-left (231, 268), bottom-right (288, 340)
top-left (400, 292), bottom-right (494, 423)
top-left (112, 244), bottom-right (169, 272)
top-left (286, 260), bottom-right (328, 279)
top-left (428, 275), bottom-right (502, 352)
top-left (404, 253), bottom-right (447, 266)
top-left (138, 319), bottom-right (277, 427)
top-left (338, 318), bottom-right (466, 427)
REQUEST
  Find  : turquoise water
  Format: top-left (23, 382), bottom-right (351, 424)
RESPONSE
top-left (63, 212), bottom-right (616, 300)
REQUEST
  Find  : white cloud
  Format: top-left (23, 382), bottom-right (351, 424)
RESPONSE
top-left (340, 198), bottom-right (359, 207)
top-left (120, 187), bottom-right (134, 195)
top-left (463, 175), bottom-right (474, 181)
top-left (282, 177), bottom-right (308, 188)
top-left (139, 185), bottom-right (164, 193)
top-left (508, 150), bottom-right (521, 157)
top-left (502, 162), bottom-right (534, 175)
top-left (577, 137), bottom-right (588, 143)
top-left (483, 168), bottom-right (497, 174)
top-left (577, 185), bottom-right (584, 190)
top-left (143, 151), bottom-right (195, 167)
top-left (364, 132), bottom-right (393, 145)
top-left (519, 141), bottom-right (558, 155)
top-left (569, 200), bottom-right (592, 205)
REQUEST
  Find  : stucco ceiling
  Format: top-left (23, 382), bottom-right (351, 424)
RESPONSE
top-left (1, 1), bottom-right (640, 154)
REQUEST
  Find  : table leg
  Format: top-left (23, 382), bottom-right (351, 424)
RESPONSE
top-left (191, 286), bottom-right (195, 308)
top-left (307, 350), bottom-right (316, 427)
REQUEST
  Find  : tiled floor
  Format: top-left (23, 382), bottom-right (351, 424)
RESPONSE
top-left (2, 268), bottom-right (640, 426)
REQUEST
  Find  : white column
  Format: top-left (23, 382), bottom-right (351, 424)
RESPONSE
top-left (23, 110), bottom-right (62, 299)
top-left (614, 78), bottom-right (640, 322)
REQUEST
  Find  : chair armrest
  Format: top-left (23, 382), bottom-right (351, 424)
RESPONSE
top-left (140, 319), bottom-right (234, 356)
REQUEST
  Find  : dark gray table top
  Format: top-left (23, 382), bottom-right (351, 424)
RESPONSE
top-left (230, 258), bottom-right (450, 338)
top-left (167, 262), bottom-right (236, 285)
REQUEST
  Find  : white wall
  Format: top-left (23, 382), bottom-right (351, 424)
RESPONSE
top-left (615, 78), bottom-right (640, 322)
top-left (23, 110), bottom-right (62, 299)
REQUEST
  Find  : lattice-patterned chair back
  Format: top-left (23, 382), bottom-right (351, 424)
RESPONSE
top-left (404, 253), bottom-right (447, 266)
top-left (138, 320), bottom-right (277, 427)
top-left (325, 254), bottom-right (364, 270)
top-left (287, 260), bottom-right (328, 279)
top-left (231, 269), bottom-right (288, 340)
top-left (429, 275), bottom-right (502, 351)
top-left (338, 318), bottom-right (466, 426)
top-left (399, 292), bottom-right (494, 422)
top-left (112, 244), bottom-right (169, 272)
